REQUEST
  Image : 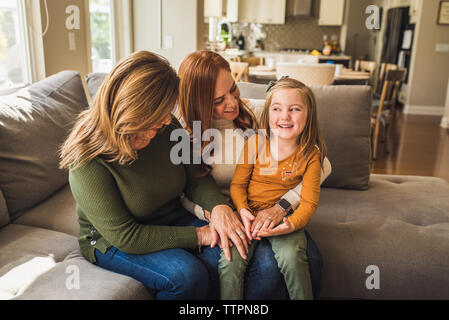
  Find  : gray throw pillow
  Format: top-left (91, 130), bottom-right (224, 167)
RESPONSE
top-left (85, 72), bottom-right (107, 99)
top-left (312, 85), bottom-right (372, 190)
top-left (237, 82), bottom-right (372, 190)
top-left (0, 71), bottom-right (89, 220)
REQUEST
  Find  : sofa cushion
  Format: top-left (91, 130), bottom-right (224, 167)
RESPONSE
top-left (0, 224), bottom-right (79, 299)
top-left (238, 82), bottom-right (372, 190)
top-left (85, 72), bottom-right (107, 99)
top-left (13, 251), bottom-right (153, 300)
top-left (307, 174), bottom-right (449, 299)
top-left (0, 224), bottom-right (152, 300)
top-left (0, 71), bottom-right (89, 220)
top-left (13, 184), bottom-right (78, 237)
top-left (0, 189), bottom-right (9, 228)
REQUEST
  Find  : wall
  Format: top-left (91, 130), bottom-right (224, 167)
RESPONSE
top-left (133, 0), bottom-right (203, 71)
top-left (405, 0), bottom-right (449, 114)
top-left (342, 0), bottom-right (377, 61)
top-left (39, 0), bottom-right (90, 77)
top-left (440, 76), bottom-right (449, 128)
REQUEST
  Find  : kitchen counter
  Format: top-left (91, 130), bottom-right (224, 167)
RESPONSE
top-left (219, 49), bottom-right (352, 67)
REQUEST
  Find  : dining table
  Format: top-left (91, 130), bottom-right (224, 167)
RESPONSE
top-left (248, 66), bottom-right (372, 85)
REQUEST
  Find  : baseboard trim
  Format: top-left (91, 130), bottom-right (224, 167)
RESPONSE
top-left (403, 105), bottom-right (445, 116)
top-left (441, 116), bottom-right (449, 129)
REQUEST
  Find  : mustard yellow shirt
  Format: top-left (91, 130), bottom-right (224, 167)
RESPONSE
top-left (230, 134), bottom-right (321, 231)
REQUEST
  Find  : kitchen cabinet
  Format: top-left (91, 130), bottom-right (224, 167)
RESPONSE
top-left (204, 0), bottom-right (226, 17)
top-left (235, 0), bottom-right (286, 24)
top-left (319, 0), bottom-right (345, 26)
top-left (409, 0), bottom-right (421, 24)
top-left (205, 0), bottom-right (286, 24)
top-left (256, 0), bottom-right (286, 24)
top-left (238, 0), bottom-right (258, 23)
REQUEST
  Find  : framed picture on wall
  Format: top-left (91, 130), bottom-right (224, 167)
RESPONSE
top-left (437, 0), bottom-right (449, 25)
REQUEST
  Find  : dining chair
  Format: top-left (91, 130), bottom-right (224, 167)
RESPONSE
top-left (371, 68), bottom-right (407, 159)
top-left (229, 62), bottom-right (249, 82)
top-left (275, 62), bottom-right (336, 86)
top-left (241, 56), bottom-right (265, 66)
top-left (354, 60), bottom-right (378, 88)
top-left (376, 63), bottom-right (398, 95)
top-left (355, 60), bottom-right (378, 76)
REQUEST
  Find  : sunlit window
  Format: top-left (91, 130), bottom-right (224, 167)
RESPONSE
top-left (89, 0), bottom-right (114, 73)
top-left (0, 0), bottom-right (30, 93)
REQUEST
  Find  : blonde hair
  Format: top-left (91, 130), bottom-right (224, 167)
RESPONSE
top-left (60, 50), bottom-right (179, 170)
top-left (178, 50), bottom-right (258, 174)
top-left (259, 78), bottom-right (327, 167)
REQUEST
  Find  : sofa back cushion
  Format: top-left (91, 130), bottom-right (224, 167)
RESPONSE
top-left (238, 82), bottom-right (372, 190)
top-left (0, 71), bottom-right (89, 220)
top-left (0, 189), bottom-right (8, 228)
top-left (85, 72), bottom-right (107, 99)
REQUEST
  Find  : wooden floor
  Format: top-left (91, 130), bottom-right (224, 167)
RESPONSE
top-left (371, 109), bottom-right (449, 183)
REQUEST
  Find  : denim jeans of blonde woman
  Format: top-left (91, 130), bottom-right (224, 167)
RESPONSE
top-left (219, 228), bottom-right (313, 300)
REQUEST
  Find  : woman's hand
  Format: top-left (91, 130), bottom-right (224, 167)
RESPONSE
top-left (196, 225), bottom-right (216, 247)
top-left (257, 217), bottom-right (295, 237)
top-left (239, 208), bottom-right (255, 240)
top-left (251, 204), bottom-right (285, 239)
top-left (209, 204), bottom-right (249, 261)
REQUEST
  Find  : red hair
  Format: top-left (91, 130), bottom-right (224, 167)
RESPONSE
top-left (178, 50), bottom-right (257, 173)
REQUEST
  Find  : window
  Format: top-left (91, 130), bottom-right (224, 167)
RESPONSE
top-left (0, 0), bottom-right (31, 93)
top-left (89, 0), bottom-right (115, 73)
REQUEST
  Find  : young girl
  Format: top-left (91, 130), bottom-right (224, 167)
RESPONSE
top-left (223, 77), bottom-right (328, 300)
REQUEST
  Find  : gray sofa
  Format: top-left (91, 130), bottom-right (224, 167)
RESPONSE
top-left (0, 71), bottom-right (448, 300)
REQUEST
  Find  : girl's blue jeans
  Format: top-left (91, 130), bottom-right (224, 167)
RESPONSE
top-left (94, 214), bottom-right (322, 300)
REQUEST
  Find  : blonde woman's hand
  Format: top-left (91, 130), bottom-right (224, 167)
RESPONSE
top-left (209, 204), bottom-right (249, 261)
top-left (251, 205), bottom-right (285, 239)
top-left (203, 210), bottom-right (233, 248)
top-left (239, 208), bottom-right (255, 241)
top-left (196, 225), bottom-right (213, 247)
top-left (257, 217), bottom-right (295, 237)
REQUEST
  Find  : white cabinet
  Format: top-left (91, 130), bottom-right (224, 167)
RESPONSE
top-left (204, 0), bottom-right (226, 17)
top-left (205, 0), bottom-right (286, 24)
top-left (319, 0), bottom-right (345, 26)
top-left (236, 0), bottom-right (286, 24)
top-left (257, 0), bottom-right (286, 24)
top-left (409, 0), bottom-right (421, 24)
top-left (238, 0), bottom-right (258, 23)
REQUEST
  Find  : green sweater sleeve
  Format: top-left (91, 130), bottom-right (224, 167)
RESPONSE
top-left (69, 159), bottom-right (198, 255)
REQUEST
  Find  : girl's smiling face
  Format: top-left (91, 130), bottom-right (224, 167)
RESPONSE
top-left (268, 88), bottom-right (307, 142)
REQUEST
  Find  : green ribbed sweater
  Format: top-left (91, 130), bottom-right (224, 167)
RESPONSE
top-left (69, 119), bottom-right (231, 263)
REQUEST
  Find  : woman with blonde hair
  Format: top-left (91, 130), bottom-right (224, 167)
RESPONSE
top-left (177, 50), bottom-right (331, 299)
top-left (60, 50), bottom-right (238, 299)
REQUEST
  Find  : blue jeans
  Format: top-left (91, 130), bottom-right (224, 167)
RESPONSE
top-left (94, 214), bottom-right (322, 299)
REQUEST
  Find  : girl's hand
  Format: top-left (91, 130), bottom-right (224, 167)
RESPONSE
top-left (257, 218), bottom-right (295, 237)
top-left (251, 205), bottom-right (285, 239)
top-left (239, 208), bottom-right (255, 240)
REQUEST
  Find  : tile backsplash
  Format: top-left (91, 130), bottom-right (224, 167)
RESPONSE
top-left (231, 16), bottom-right (341, 51)
top-left (205, 0), bottom-right (341, 52)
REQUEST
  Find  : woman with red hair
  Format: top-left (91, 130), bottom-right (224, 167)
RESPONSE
top-left (177, 50), bottom-right (331, 299)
